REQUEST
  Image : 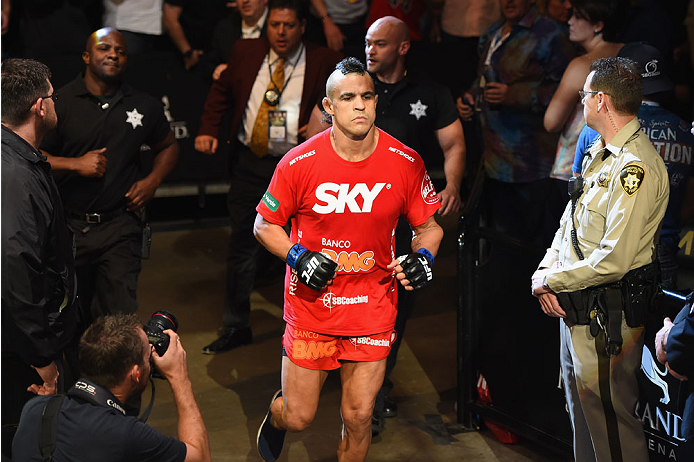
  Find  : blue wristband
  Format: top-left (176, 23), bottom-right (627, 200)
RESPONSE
top-left (416, 248), bottom-right (434, 266)
top-left (286, 243), bottom-right (308, 269)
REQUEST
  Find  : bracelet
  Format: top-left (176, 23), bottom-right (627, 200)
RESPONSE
top-left (320, 12), bottom-right (331, 21)
top-left (183, 49), bottom-right (193, 58)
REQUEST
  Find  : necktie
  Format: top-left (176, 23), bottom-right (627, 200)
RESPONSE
top-left (250, 57), bottom-right (285, 157)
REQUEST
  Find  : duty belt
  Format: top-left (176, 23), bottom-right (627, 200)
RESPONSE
top-left (69, 207), bottom-right (127, 224)
top-left (558, 261), bottom-right (659, 356)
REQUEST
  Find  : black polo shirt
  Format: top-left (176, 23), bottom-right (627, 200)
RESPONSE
top-left (40, 75), bottom-right (171, 213)
top-left (12, 394), bottom-right (187, 461)
top-left (371, 70), bottom-right (459, 174)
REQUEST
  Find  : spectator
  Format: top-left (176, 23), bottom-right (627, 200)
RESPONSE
top-left (457, 0), bottom-right (574, 244)
top-left (306, 0), bottom-right (368, 60)
top-left (1, 58), bottom-right (77, 461)
top-left (207, 0), bottom-right (269, 81)
top-left (40, 28), bottom-right (179, 337)
top-left (163, 0), bottom-right (229, 70)
top-left (103, 0), bottom-right (165, 55)
top-left (11, 314), bottom-right (211, 462)
top-left (537, 0), bottom-right (572, 24)
top-left (544, 0), bottom-right (622, 183)
top-left (429, 0), bottom-right (501, 96)
top-left (194, 0), bottom-right (341, 355)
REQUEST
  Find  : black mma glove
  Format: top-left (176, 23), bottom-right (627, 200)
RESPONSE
top-left (287, 243), bottom-right (337, 291)
top-left (397, 248), bottom-right (434, 290)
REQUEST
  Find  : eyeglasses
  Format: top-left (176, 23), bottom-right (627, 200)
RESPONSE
top-left (578, 90), bottom-right (599, 100)
top-left (40, 93), bottom-right (58, 102)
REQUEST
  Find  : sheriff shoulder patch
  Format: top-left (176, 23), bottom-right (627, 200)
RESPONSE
top-left (619, 164), bottom-right (645, 196)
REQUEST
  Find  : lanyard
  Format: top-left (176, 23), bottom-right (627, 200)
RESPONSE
top-left (267, 44), bottom-right (305, 101)
top-left (484, 28), bottom-right (510, 69)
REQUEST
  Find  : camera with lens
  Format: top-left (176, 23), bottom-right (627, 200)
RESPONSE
top-left (143, 310), bottom-right (179, 356)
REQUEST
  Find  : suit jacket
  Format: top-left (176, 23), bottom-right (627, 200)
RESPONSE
top-left (198, 38), bottom-right (341, 150)
top-left (209, 11), bottom-right (268, 66)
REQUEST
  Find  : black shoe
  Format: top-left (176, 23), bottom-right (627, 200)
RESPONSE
top-left (383, 398), bottom-right (398, 418)
top-left (371, 410), bottom-right (385, 437)
top-left (201, 327), bottom-right (252, 354)
top-left (257, 390), bottom-right (286, 461)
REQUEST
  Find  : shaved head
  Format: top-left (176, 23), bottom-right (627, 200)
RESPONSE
top-left (368, 16), bottom-right (409, 43)
top-left (86, 27), bottom-right (125, 53)
top-left (82, 27), bottom-right (128, 88)
top-left (364, 16), bottom-right (410, 81)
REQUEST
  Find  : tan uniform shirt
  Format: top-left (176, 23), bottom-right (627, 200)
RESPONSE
top-left (540, 117), bottom-right (669, 292)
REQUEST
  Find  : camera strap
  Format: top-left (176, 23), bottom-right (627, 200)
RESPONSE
top-left (139, 378), bottom-right (156, 423)
top-left (67, 377), bottom-right (156, 423)
top-left (66, 378), bottom-right (126, 415)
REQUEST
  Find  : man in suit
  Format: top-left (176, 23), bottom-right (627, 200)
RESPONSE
top-left (209, 0), bottom-right (270, 81)
top-left (194, 0), bottom-right (341, 355)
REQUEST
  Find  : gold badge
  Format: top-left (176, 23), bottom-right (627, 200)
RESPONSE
top-left (597, 172), bottom-right (610, 187)
top-left (619, 164), bottom-right (645, 196)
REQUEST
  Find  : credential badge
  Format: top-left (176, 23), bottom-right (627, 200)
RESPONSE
top-left (597, 171), bottom-right (610, 187)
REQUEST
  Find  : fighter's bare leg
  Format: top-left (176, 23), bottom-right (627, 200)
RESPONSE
top-left (270, 356), bottom-right (329, 432)
top-left (338, 359), bottom-right (386, 462)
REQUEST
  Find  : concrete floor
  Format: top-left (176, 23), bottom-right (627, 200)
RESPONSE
top-left (139, 216), bottom-right (571, 462)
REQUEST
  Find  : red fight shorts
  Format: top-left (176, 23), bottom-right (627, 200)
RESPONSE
top-left (283, 324), bottom-right (396, 370)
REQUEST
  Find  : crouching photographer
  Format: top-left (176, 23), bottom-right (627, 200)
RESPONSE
top-left (11, 313), bottom-right (211, 462)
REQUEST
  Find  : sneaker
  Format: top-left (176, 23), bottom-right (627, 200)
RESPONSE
top-left (371, 410), bottom-right (385, 437)
top-left (201, 327), bottom-right (252, 354)
top-left (257, 390), bottom-right (286, 461)
top-left (382, 398), bottom-right (398, 418)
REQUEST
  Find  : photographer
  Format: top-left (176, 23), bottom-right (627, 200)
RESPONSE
top-left (12, 314), bottom-right (211, 462)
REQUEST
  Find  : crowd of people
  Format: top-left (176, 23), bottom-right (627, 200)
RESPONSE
top-left (2, 0), bottom-right (694, 461)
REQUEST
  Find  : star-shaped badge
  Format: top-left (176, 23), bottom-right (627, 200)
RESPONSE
top-left (409, 100), bottom-right (428, 120)
top-left (624, 173), bottom-right (640, 189)
top-left (125, 108), bottom-right (144, 129)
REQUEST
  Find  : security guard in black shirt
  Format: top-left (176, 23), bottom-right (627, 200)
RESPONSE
top-left (40, 28), bottom-right (179, 331)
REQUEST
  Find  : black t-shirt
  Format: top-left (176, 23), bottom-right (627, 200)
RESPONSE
top-left (12, 394), bottom-right (187, 461)
top-left (40, 75), bottom-right (171, 213)
top-left (165, 0), bottom-right (230, 51)
top-left (371, 70), bottom-right (459, 174)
